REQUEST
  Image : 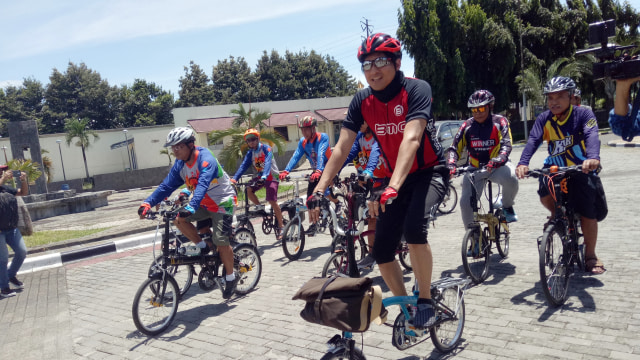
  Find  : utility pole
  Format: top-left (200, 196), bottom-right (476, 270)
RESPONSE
top-left (360, 18), bottom-right (373, 38)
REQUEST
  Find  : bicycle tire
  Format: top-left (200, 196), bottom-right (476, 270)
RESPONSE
top-left (132, 275), bottom-right (179, 336)
top-left (392, 312), bottom-right (416, 350)
top-left (231, 243), bottom-right (262, 295)
top-left (461, 226), bottom-right (490, 284)
top-left (437, 184), bottom-right (458, 214)
top-left (238, 220), bottom-right (255, 235)
top-left (322, 252), bottom-right (357, 278)
top-left (430, 287), bottom-right (466, 353)
top-left (148, 256), bottom-right (193, 297)
top-left (319, 346), bottom-right (366, 360)
top-left (282, 217), bottom-right (305, 260)
top-left (397, 237), bottom-right (412, 272)
top-left (198, 264), bottom-right (220, 292)
top-left (539, 224), bottom-right (570, 307)
top-left (494, 209), bottom-right (510, 258)
top-left (234, 227), bottom-right (257, 248)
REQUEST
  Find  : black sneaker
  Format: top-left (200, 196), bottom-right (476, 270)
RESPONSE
top-left (409, 302), bottom-right (436, 329)
top-left (222, 273), bottom-right (239, 299)
top-left (305, 224), bottom-right (317, 236)
top-left (357, 254), bottom-right (376, 270)
top-left (1, 288), bottom-right (16, 298)
top-left (9, 277), bottom-right (24, 289)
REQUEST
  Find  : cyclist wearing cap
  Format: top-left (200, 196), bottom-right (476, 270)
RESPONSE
top-left (279, 115), bottom-right (332, 234)
top-left (231, 128), bottom-right (285, 240)
top-left (447, 90), bottom-right (519, 232)
top-left (309, 33), bottom-right (447, 329)
top-left (516, 76), bottom-right (606, 275)
top-left (138, 127), bottom-right (240, 299)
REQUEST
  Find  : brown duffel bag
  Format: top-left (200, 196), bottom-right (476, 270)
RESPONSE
top-left (292, 276), bottom-right (384, 333)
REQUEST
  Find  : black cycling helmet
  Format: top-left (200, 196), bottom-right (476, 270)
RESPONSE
top-left (357, 33), bottom-right (402, 62)
top-left (467, 90), bottom-right (495, 108)
top-left (543, 76), bottom-right (576, 95)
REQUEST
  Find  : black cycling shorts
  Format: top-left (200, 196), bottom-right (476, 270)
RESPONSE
top-left (537, 171), bottom-right (599, 220)
top-left (372, 170), bottom-right (446, 264)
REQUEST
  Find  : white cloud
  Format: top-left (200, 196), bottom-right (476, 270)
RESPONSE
top-left (0, 0), bottom-right (369, 60)
top-left (0, 80), bottom-right (23, 89)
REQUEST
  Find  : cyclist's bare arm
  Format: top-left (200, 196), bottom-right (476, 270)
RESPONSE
top-left (310, 128), bottom-right (357, 222)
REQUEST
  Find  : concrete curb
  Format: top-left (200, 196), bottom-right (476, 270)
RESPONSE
top-left (607, 140), bottom-right (640, 147)
top-left (17, 233), bottom-right (156, 274)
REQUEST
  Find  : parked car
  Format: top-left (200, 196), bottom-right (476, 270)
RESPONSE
top-left (435, 120), bottom-right (467, 166)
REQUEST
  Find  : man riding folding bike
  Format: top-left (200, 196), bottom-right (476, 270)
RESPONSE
top-left (138, 127), bottom-right (240, 299)
top-left (516, 76), bottom-right (607, 275)
top-left (308, 33), bottom-right (447, 330)
top-left (447, 89), bottom-right (519, 244)
top-left (231, 128), bottom-right (285, 240)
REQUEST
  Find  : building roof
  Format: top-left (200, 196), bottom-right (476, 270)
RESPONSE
top-left (268, 111), bottom-right (317, 127)
top-left (315, 108), bottom-right (348, 121)
top-left (188, 116), bottom-right (236, 133)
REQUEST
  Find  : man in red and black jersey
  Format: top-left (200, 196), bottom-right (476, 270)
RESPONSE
top-left (308, 33), bottom-right (446, 329)
top-left (447, 90), bottom-right (519, 230)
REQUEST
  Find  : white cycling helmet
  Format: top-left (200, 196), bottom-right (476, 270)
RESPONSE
top-left (164, 127), bottom-right (195, 147)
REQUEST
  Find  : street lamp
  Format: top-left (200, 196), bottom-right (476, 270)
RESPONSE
top-left (56, 140), bottom-right (67, 182)
top-left (1, 145), bottom-right (7, 164)
top-left (123, 129), bottom-right (132, 170)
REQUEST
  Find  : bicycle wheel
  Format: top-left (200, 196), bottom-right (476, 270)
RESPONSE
top-left (261, 215), bottom-right (273, 235)
top-left (461, 226), bottom-right (490, 284)
top-left (232, 243), bottom-right (262, 295)
top-left (430, 287), bottom-right (466, 353)
top-left (148, 256), bottom-right (193, 297)
top-left (397, 237), bottom-right (412, 272)
top-left (494, 209), bottom-right (510, 258)
top-left (392, 311), bottom-right (416, 350)
top-left (132, 275), bottom-right (179, 336)
top-left (320, 346), bottom-right (366, 360)
top-left (282, 217), bottom-right (305, 260)
top-left (322, 252), bottom-right (354, 278)
top-left (234, 227), bottom-right (257, 248)
top-left (437, 184), bottom-right (458, 214)
top-left (539, 225), bottom-right (570, 307)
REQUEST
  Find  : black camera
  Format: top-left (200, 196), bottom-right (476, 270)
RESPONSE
top-left (576, 19), bottom-right (640, 80)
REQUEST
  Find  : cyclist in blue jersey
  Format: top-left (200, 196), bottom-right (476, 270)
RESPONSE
top-left (609, 76), bottom-right (640, 140)
top-left (138, 127), bottom-right (240, 298)
top-left (308, 33), bottom-right (447, 329)
top-left (516, 77), bottom-right (606, 275)
top-left (279, 116), bottom-right (332, 234)
top-left (231, 128), bottom-right (285, 240)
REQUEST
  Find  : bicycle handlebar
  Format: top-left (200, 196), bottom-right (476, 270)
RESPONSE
top-left (527, 165), bottom-right (584, 179)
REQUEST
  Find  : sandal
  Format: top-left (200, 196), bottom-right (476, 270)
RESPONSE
top-left (275, 227), bottom-right (283, 241)
top-left (585, 257), bottom-right (606, 275)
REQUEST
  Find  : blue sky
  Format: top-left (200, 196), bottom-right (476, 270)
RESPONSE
top-left (2, 0), bottom-right (640, 98)
top-left (0, 0), bottom-right (411, 97)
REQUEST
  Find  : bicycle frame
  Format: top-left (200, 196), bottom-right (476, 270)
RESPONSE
top-left (464, 167), bottom-right (505, 245)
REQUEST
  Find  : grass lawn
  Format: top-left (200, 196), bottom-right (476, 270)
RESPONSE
top-left (236, 183), bottom-right (294, 201)
top-left (23, 228), bottom-right (110, 248)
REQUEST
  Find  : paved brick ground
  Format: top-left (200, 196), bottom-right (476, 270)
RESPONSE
top-left (2, 140), bottom-right (640, 359)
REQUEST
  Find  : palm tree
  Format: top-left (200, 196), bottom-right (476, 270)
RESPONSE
top-left (209, 103), bottom-right (285, 171)
top-left (64, 117), bottom-right (99, 180)
top-left (40, 148), bottom-right (53, 183)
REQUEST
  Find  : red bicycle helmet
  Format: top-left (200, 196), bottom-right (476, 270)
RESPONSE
top-left (243, 128), bottom-right (260, 141)
top-left (357, 33), bottom-right (402, 62)
top-left (299, 116), bottom-right (317, 128)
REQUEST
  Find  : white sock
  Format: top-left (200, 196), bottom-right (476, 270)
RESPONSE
top-left (196, 241), bottom-right (207, 249)
top-left (225, 273), bottom-right (236, 282)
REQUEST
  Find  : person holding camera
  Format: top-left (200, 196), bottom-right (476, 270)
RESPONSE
top-left (0, 165), bottom-right (29, 298)
top-left (609, 76), bottom-right (640, 140)
top-left (516, 76), bottom-right (606, 275)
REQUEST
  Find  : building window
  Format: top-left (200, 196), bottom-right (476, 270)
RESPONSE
top-left (333, 121), bottom-right (343, 143)
top-left (274, 126), bottom-right (289, 141)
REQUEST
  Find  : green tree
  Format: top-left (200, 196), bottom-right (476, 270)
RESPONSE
top-left (64, 117), bottom-right (99, 179)
top-left (254, 50), bottom-right (297, 101)
top-left (208, 104), bottom-right (285, 171)
top-left (43, 62), bottom-right (115, 133)
top-left (176, 61), bottom-right (215, 107)
top-left (116, 79), bottom-right (174, 127)
top-left (212, 56), bottom-right (261, 104)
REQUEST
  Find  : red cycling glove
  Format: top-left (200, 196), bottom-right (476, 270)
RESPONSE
top-left (380, 186), bottom-right (398, 206)
top-left (310, 169), bottom-right (322, 182)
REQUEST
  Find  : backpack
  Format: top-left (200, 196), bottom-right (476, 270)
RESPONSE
top-left (0, 191), bottom-right (19, 231)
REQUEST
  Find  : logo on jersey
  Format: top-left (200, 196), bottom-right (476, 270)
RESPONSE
top-left (470, 139), bottom-right (496, 148)
top-left (550, 136), bottom-right (573, 156)
top-left (393, 105), bottom-right (404, 117)
top-left (375, 121), bottom-right (406, 135)
top-left (586, 118), bottom-right (597, 128)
